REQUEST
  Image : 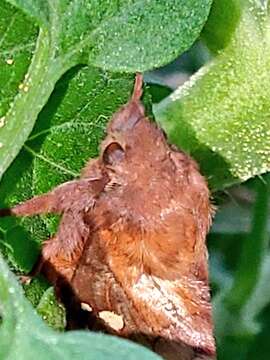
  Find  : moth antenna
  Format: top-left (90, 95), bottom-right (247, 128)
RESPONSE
top-left (132, 73), bottom-right (143, 101)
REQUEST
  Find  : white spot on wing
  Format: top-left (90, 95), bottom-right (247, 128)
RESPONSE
top-left (81, 302), bottom-right (93, 312)
top-left (98, 310), bottom-right (124, 331)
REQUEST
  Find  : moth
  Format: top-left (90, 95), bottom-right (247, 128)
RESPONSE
top-left (0, 74), bottom-right (215, 360)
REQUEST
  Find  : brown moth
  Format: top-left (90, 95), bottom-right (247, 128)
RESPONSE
top-left (0, 74), bottom-right (215, 360)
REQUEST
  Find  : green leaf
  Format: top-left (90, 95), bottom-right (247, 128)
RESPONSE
top-left (211, 176), bottom-right (270, 358)
top-left (23, 277), bottom-right (50, 307)
top-left (7, 0), bottom-right (213, 71)
top-left (36, 287), bottom-right (66, 331)
top-left (0, 2), bottom-right (37, 116)
top-left (23, 278), bottom-right (66, 331)
top-left (0, 0), bottom-right (213, 181)
top-left (202, 0), bottom-right (242, 53)
top-left (0, 252), bottom-right (161, 360)
top-left (89, 0), bottom-right (213, 71)
top-left (226, 177), bottom-right (270, 314)
top-left (154, 1), bottom-right (270, 190)
top-left (6, 0), bottom-right (49, 26)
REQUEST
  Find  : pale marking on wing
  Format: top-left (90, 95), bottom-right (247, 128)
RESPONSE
top-left (81, 302), bottom-right (93, 312)
top-left (132, 274), bottom-right (213, 349)
top-left (98, 310), bottom-right (124, 331)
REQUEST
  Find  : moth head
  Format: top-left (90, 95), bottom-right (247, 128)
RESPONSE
top-left (107, 73), bottom-right (145, 134)
top-left (101, 73), bottom-right (169, 176)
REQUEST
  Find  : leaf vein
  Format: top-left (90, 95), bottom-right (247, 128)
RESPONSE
top-left (24, 144), bottom-right (79, 177)
top-left (0, 42), bottom-right (35, 57)
top-left (0, 12), bottom-right (17, 48)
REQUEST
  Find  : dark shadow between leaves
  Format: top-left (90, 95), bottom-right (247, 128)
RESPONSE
top-left (31, 65), bottom-right (85, 137)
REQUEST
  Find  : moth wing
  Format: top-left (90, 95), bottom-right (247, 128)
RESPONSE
top-left (95, 229), bottom-right (215, 356)
top-left (68, 206), bottom-right (215, 357)
top-left (122, 273), bottom-right (215, 356)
